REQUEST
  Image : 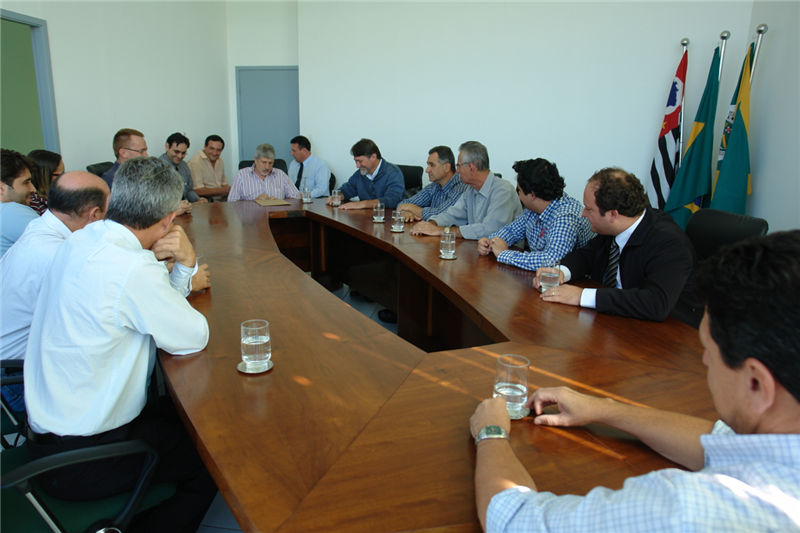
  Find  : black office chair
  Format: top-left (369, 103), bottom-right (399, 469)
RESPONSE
top-left (1, 440), bottom-right (176, 533)
top-left (329, 173), bottom-right (336, 195)
top-left (1, 360), bottom-right (26, 449)
top-left (671, 208), bottom-right (769, 328)
top-left (685, 208), bottom-right (769, 261)
top-left (398, 165), bottom-right (423, 199)
top-left (86, 162), bottom-right (113, 178)
top-left (238, 160), bottom-right (253, 170)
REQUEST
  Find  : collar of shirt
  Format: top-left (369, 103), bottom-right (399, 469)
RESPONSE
top-left (366, 159), bottom-right (382, 181)
top-left (250, 166), bottom-right (276, 181)
top-left (614, 211), bottom-right (645, 252)
top-left (536, 194), bottom-right (569, 225)
top-left (702, 421), bottom-right (800, 470)
top-left (101, 220), bottom-right (145, 250)
top-left (439, 173), bottom-right (462, 192)
top-left (40, 209), bottom-right (73, 240)
top-left (474, 172), bottom-right (496, 198)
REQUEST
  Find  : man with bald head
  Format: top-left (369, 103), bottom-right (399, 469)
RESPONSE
top-left (1, 171), bottom-right (110, 411)
top-left (101, 128), bottom-right (148, 188)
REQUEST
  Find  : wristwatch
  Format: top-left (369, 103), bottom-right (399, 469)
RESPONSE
top-left (474, 425), bottom-right (509, 445)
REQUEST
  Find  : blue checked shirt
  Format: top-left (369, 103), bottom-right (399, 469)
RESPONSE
top-left (399, 174), bottom-right (470, 220)
top-left (488, 193), bottom-right (594, 271)
top-left (487, 421), bottom-right (800, 532)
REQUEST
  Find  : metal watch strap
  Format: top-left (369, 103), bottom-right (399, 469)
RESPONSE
top-left (474, 425), bottom-right (509, 445)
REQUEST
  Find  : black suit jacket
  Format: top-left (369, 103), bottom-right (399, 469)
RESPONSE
top-left (560, 208), bottom-right (696, 321)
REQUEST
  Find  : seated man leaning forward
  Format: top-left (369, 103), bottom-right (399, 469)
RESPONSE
top-left (398, 145), bottom-right (470, 222)
top-left (478, 158), bottom-right (594, 271)
top-left (533, 167), bottom-right (695, 322)
top-left (24, 157), bottom-right (217, 532)
top-left (411, 141), bottom-right (521, 240)
top-left (326, 138), bottom-right (405, 210)
top-left (470, 230), bottom-right (800, 533)
top-left (228, 143), bottom-right (299, 202)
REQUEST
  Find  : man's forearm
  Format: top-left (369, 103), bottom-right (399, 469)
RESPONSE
top-left (194, 186), bottom-right (230, 197)
top-left (475, 440), bottom-right (536, 532)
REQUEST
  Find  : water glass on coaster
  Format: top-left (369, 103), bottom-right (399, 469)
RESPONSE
top-left (539, 260), bottom-right (561, 292)
top-left (373, 202), bottom-right (385, 222)
top-left (493, 354), bottom-right (530, 419)
top-left (239, 319), bottom-right (273, 374)
top-left (439, 230), bottom-right (456, 259)
top-left (331, 190), bottom-right (343, 207)
top-left (391, 210), bottom-right (405, 232)
top-left (302, 187), bottom-right (312, 203)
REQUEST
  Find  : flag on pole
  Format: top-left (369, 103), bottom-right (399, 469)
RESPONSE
top-left (647, 51), bottom-right (687, 209)
top-left (710, 43), bottom-right (753, 214)
top-left (665, 47), bottom-right (721, 229)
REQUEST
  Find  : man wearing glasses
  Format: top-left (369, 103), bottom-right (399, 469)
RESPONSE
top-left (101, 128), bottom-right (148, 188)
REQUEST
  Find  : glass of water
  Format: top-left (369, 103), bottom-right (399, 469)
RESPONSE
top-left (391, 210), bottom-right (404, 231)
top-left (241, 319), bottom-right (271, 372)
top-left (439, 231), bottom-right (456, 259)
top-left (373, 202), bottom-right (385, 222)
top-left (302, 187), bottom-right (312, 203)
top-left (493, 354), bottom-right (530, 418)
top-left (539, 260), bottom-right (561, 292)
top-left (331, 190), bottom-right (343, 207)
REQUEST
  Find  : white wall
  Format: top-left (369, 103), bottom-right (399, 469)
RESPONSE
top-left (2, 1), bottom-right (230, 172)
top-left (298, 2), bottom-right (756, 203)
top-left (225, 1), bottom-right (298, 165)
top-left (745, 1), bottom-right (800, 232)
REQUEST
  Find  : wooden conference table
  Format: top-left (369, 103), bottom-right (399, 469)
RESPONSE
top-left (163, 200), bottom-right (715, 533)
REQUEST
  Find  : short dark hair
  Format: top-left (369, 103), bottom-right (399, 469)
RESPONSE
top-left (429, 146), bottom-right (455, 171)
top-left (112, 128), bottom-right (144, 159)
top-left (166, 132), bottom-right (190, 149)
top-left (204, 135), bottom-right (225, 150)
top-left (514, 158), bottom-right (564, 201)
top-left (27, 149), bottom-right (63, 200)
top-left (1, 149), bottom-right (34, 186)
top-left (106, 157), bottom-right (183, 230)
top-left (48, 175), bottom-right (107, 217)
top-left (693, 230), bottom-right (800, 403)
top-left (351, 138), bottom-right (381, 160)
top-left (588, 167), bottom-right (648, 217)
top-left (291, 136), bottom-right (311, 151)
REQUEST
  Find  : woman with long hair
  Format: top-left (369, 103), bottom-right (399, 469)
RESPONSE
top-left (27, 149), bottom-right (64, 215)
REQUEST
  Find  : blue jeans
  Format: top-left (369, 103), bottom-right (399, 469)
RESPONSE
top-left (1, 369), bottom-right (25, 413)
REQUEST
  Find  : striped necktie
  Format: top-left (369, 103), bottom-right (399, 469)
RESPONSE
top-left (604, 239), bottom-right (620, 288)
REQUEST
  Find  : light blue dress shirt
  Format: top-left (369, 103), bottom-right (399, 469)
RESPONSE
top-left (430, 173), bottom-right (522, 240)
top-left (488, 420), bottom-right (800, 532)
top-left (288, 154), bottom-right (331, 198)
top-left (0, 202), bottom-right (39, 258)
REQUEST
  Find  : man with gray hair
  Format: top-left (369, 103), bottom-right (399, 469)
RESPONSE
top-left (24, 157), bottom-right (217, 532)
top-left (228, 142), bottom-right (299, 201)
top-left (411, 141), bottom-right (521, 239)
top-left (398, 145), bottom-right (470, 222)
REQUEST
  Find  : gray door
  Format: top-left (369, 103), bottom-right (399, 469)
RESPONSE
top-left (236, 66), bottom-right (299, 166)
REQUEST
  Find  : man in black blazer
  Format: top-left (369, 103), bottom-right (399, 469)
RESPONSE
top-left (533, 167), bottom-right (695, 321)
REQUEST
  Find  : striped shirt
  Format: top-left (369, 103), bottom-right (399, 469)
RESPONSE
top-left (228, 166), bottom-right (299, 202)
top-left (399, 174), bottom-right (470, 220)
top-left (489, 193), bottom-right (594, 271)
top-left (487, 421), bottom-right (800, 533)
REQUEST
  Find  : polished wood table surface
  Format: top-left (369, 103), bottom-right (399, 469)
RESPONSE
top-left (164, 200), bottom-right (714, 533)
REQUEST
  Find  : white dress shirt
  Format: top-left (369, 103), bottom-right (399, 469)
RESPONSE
top-left (0, 210), bottom-right (72, 360)
top-left (25, 220), bottom-right (208, 436)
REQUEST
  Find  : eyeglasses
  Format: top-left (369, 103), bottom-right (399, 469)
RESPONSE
top-left (455, 162), bottom-right (471, 171)
top-left (123, 147), bottom-right (147, 154)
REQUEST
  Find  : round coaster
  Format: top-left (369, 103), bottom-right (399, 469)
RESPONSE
top-left (509, 407), bottom-right (531, 420)
top-left (390, 228), bottom-right (405, 233)
top-left (439, 254), bottom-right (457, 260)
top-left (237, 360), bottom-right (273, 374)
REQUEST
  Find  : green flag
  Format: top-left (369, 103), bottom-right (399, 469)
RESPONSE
top-left (665, 47), bottom-right (720, 230)
top-left (710, 43), bottom-right (753, 214)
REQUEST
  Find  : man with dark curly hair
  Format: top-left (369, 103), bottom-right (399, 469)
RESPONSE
top-left (478, 158), bottom-right (594, 271)
top-left (533, 167), bottom-right (695, 321)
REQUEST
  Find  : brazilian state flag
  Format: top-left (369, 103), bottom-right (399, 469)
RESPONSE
top-left (711, 43), bottom-right (754, 214)
top-left (665, 47), bottom-right (720, 230)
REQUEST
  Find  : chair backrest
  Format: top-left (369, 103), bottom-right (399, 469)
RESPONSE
top-left (86, 162), bottom-right (114, 177)
top-left (685, 208), bottom-right (769, 261)
top-left (329, 173), bottom-right (336, 195)
top-left (398, 165), bottom-right (423, 199)
top-left (238, 159), bottom-right (289, 174)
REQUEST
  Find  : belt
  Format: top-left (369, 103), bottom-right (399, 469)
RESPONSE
top-left (26, 428), bottom-right (78, 445)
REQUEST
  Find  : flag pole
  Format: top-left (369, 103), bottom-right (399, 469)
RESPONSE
top-left (678, 38), bottom-right (689, 165)
top-left (750, 24), bottom-right (768, 86)
top-left (718, 31), bottom-right (730, 82)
